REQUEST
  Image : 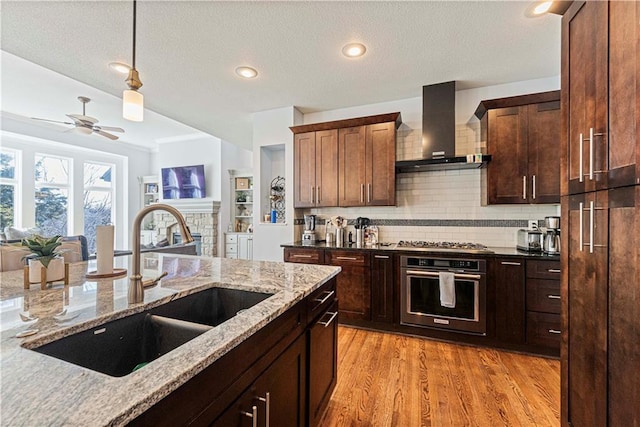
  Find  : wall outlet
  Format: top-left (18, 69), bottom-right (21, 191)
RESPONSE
top-left (528, 220), bottom-right (538, 230)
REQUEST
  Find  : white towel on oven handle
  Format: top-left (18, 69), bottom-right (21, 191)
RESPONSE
top-left (439, 271), bottom-right (456, 308)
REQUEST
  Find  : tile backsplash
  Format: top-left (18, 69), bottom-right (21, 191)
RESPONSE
top-left (300, 123), bottom-right (559, 248)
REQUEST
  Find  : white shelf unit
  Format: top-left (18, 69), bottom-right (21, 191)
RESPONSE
top-left (139, 175), bottom-right (159, 238)
top-left (232, 174), bottom-right (254, 233)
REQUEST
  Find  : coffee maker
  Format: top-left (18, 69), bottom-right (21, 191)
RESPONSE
top-left (302, 215), bottom-right (317, 245)
top-left (543, 216), bottom-right (561, 254)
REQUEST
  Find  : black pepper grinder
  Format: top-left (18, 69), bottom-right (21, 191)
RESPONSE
top-left (348, 231), bottom-right (353, 243)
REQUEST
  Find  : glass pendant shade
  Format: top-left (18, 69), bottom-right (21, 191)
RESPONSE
top-left (123, 89), bottom-right (144, 122)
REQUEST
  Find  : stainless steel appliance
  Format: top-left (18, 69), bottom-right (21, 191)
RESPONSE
top-left (517, 229), bottom-right (544, 252)
top-left (543, 216), bottom-right (561, 254)
top-left (396, 241), bottom-right (493, 254)
top-left (302, 214), bottom-right (317, 245)
top-left (400, 255), bottom-right (487, 335)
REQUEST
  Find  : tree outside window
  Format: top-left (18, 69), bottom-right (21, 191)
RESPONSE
top-left (0, 150), bottom-right (18, 230)
top-left (35, 154), bottom-right (70, 237)
top-left (83, 162), bottom-right (114, 254)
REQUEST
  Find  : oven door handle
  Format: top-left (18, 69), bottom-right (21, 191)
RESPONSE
top-left (405, 270), bottom-right (482, 280)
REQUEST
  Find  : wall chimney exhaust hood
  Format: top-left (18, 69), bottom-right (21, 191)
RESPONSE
top-left (395, 81), bottom-right (491, 173)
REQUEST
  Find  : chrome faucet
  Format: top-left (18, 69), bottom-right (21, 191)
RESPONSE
top-left (129, 203), bottom-right (194, 304)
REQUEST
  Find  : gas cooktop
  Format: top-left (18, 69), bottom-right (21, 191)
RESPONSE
top-left (396, 241), bottom-right (493, 253)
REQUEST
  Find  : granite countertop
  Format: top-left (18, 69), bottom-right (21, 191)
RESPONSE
top-left (0, 254), bottom-right (340, 426)
top-left (281, 241), bottom-right (560, 260)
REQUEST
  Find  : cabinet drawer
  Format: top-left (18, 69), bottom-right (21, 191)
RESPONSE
top-left (284, 248), bottom-right (324, 264)
top-left (526, 278), bottom-right (561, 314)
top-left (526, 260), bottom-right (561, 279)
top-left (526, 312), bottom-right (561, 348)
top-left (225, 244), bottom-right (237, 253)
top-left (307, 279), bottom-right (337, 324)
top-left (225, 234), bottom-right (238, 243)
top-left (326, 250), bottom-right (370, 266)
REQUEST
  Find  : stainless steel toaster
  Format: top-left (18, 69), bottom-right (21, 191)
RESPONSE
top-left (517, 229), bottom-right (544, 252)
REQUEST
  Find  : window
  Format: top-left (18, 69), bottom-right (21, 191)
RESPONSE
top-left (34, 153), bottom-right (71, 237)
top-left (0, 149), bottom-right (19, 230)
top-left (83, 162), bottom-right (114, 254)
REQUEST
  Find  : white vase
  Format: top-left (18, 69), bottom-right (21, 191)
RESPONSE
top-left (28, 257), bottom-right (65, 284)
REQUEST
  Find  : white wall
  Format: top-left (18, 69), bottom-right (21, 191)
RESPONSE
top-left (251, 107), bottom-right (301, 262)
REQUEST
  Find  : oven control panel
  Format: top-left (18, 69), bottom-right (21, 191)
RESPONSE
top-left (402, 257), bottom-right (485, 273)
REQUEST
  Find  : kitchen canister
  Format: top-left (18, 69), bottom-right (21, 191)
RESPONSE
top-left (336, 228), bottom-right (344, 247)
top-left (270, 209), bottom-right (277, 223)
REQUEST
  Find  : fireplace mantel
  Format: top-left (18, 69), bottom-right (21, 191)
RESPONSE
top-left (158, 199), bottom-right (221, 214)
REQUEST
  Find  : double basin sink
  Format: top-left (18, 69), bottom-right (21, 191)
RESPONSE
top-left (33, 288), bottom-right (272, 377)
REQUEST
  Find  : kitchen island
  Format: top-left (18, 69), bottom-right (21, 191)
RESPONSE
top-left (0, 254), bottom-right (340, 426)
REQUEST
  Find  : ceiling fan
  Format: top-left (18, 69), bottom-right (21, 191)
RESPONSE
top-left (31, 96), bottom-right (125, 140)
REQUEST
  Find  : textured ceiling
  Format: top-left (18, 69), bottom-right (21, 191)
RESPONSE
top-left (0, 1), bottom-right (562, 150)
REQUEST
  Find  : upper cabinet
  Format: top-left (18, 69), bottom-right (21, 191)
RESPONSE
top-left (476, 91), bottom-right (561, 205)
top-left (291, 112), bottom-right (401, 208)
top-left (562, 0), bottom-right (640, 195)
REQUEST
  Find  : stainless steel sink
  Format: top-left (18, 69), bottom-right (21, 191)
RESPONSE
top-left (32, 288), bottom-right (273, 377)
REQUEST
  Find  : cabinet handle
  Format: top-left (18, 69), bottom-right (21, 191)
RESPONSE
top-left (589, 200), bottom-right (594, 253)
top-left (532, 175), bottom-right (536, 199)
top-left (313, 290), bottom-right (335, 305)
top-left (406, 270), bottom-right (481, 280)
top-left (257, 392), bottom-right (270, 427)
top-left (242, 406), bottom-right (258, 427)
top-left (548, 329), bottom-right (561, 334)
top-left (368, 183), bottom-right (372, 203)
top-left (501, 261), bottom-right (521, 266)
top-left (547, 269), bottom-right (561, 273)
top-left (589, 127), bottom-right (594, 181)
top-left (579, 202), bottom-right (584, 251)
top-left (292, 254), bottom-right (312, 258)
top-left (319, 311), bottom-right (338, 327)
top-left (579, 132), bottom-right (584, 183)
top-left (336, 256), bottom-right (357, 261)
top-left (317, 186), bottom-right (321, 203)
top-left (374, 255), bottom-right (390, 259)
top-left (310, 186), bottom-right (314, 204)
top-left (522, 176), bottom-right (527, 199)
top-left (361, 184), bottom-right (365, 203)
top-left (547, 295), bottom-right (561, 300)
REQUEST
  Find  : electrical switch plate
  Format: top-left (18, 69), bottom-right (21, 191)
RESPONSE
top-left (528, 220), bottom-right (538, 229)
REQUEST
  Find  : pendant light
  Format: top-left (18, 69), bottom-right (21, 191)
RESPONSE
top-left (123, 0), bottom-right (143, 122)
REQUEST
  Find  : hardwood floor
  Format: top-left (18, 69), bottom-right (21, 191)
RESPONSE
top-left (320, 326), bottom-right (560, 427)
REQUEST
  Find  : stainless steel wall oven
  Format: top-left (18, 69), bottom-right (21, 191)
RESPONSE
top-left (400, 255), bottom-right (487, 335)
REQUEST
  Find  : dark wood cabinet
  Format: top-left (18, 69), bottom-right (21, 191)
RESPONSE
top-left (525, 259), bottom-right (561, 353)
top-left (371, 252), bottom-right (394, 324)
top-left (284, 247), bottom-right (325, 264)
top-left (562, 1), bottom-right (639, 196)
top-left (492, 258), bottom-right (526, 344)
top-left (211, 334), bottom-right (307, 427)
top-left (326, 250), bottom-right (371, 323)
top-left (478, 92), bottom-right (561, 205)
top-left (293, 130), bottom-right (338, 208)
top-left (291, 112), bottom-right (400, 208)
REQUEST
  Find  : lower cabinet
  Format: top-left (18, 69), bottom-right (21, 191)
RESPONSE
top-left (493, 258), bottom-right (526, 344)
top-left (371, 252), bottom-right (394, 324)
top-left (211, 335), bottom-right (307, 427)
top-left (325, 250), bottom-right (371, 323)
top-left (525, 259), bottom-right (561, 350)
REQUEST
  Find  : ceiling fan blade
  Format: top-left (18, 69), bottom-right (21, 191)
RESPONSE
top-left (66, 126), bottom-right (92, 135)
top-left (67, 114), bottom-right (98, 125)
top-left (95, 130), bottom-right (119, 140)
top-left (31, 117), bottom-right (74, 125)
top-left (96, 126), bottom-right (125, 133)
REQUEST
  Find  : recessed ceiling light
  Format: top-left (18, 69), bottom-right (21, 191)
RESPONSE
top-left (342, 43), bottom-right (367, 58)
top-left (235, 66), bottom-right (258, 79)
top-left (525, 1), bottom-right (553, 17)
top-left (109, 62), bottom-right (131, 74)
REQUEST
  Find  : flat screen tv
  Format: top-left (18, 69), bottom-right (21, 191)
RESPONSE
top-left (161, 164), bottom-right (206, 199)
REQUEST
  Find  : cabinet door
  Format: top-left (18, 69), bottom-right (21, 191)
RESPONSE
top-left (527, 101), bottom-right (561, 203)
top-left (315, 129), bottom-right (339, 207)
top-left (294, 132), bottom-right (317, 208)
top-left (327, 250), bottom-right (371, 321)
top-left (607, 1), bottom-right (640, 189)
top-left (237, 235), bottom-right (249, 260)
top-left (486, 106), bottom-right (529, 204)
top-left (308, 300), bottom-right (338, 427)
top-left (338, 126), bottom-right (366, 207)
top-left (562, 0), bottom-right (608, 196)
top-left (564, 191), bottom-right (608, 427)
top-left (608, 186), bottom-right (640, 426)
top-left (365, 122), bottom-right (396, 206)
top-left (371, 253), bottom-right (394, 323)
top-left (283, 248), bottom-right (324, 264)
top-left (492, 258), bottom-right (525, 343)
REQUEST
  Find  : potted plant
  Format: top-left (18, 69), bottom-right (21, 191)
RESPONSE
top-left (21, 235), bottom-right (66, 283)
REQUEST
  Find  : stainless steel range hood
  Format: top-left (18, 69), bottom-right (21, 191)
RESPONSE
top-left (396, 81), bottom-right (491, 173)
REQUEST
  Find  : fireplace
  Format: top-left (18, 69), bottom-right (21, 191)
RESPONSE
top-left (173, 232), bottom-right (202, 255)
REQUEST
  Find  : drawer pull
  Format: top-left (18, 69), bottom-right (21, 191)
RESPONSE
top-left (242, 406), bottom-right (258, 427)
top-left (257, 393), bottom-right (270, 427)
top-left (501, 261), bottom-right (521, 266)
top-left (292, 254), bottom-right (312, 258)
top-left (547, 295), bottom-right (561, 300)
top-left (318, 311), bottom-right (338, 327)
top-left (548, 269), bottom-right (561, 273)
top-left (548, 329), bottom-right (561, 334)
top-left (313, 290), bottom-right (335, 306)
top-left (336, 256), bottom-right (358, 261)
top-left (374, 255), bottom-right (390, 259)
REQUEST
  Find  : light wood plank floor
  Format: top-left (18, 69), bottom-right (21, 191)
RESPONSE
top-left (321, 326), bottom-right (560, 427)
